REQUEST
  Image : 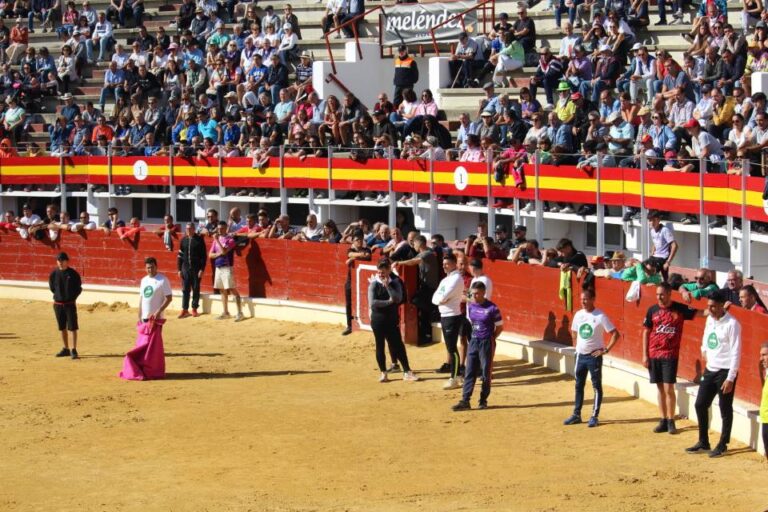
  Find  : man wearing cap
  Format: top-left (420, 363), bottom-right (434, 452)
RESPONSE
top-left (450, 31), bottom-right (483, 88)
top-left (554, 81), bottom-right (576, 124)
top-left (685, 116), bottom-right (723, 173)
top-left (49, 252), bottom-right (83, 359)
top-left (512, 2), bottom-right (535, 53)
top-left (478, 110), bottom-right (500, 143)
top-left (585, 45), bottom-right (620, 103)
top-left (493, 225), bottom-right (512, 253)
top-left (605, 111), bottom-right (634, 157)
top-left (529, 48), bottom-right (563, 108)
top-left (392, 44), bottom-right (418, 107)
top-left (372, 109), bottom-right (399, 147)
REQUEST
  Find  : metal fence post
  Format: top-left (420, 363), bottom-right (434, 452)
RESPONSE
top-left (596, 152), bottom-right (604, 258)
top-left (741, 159), bottom-right (751, 277)
top-left (279, 145), bottom-right (287, 216)
top-left (639, 152), bottom-right (648, 260)
top-left (534, 149), bottom-right (543, 244)
top-left (486, 148), bottom-right (495, 231)
top-left (388, 146), bottom-right (396, 228)
top-left (699, 157), bottom-right (708, 269)
top-left (168, 145), bottom-right (177, 219)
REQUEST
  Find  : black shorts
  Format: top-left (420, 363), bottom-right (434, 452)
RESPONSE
top-left (648, 357), bottom-right (678, 384)
top-left (54, 303), bottom-right (79, 331)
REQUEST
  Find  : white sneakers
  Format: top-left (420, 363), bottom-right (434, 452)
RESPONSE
top-left (560, 206), bottom-right (575, 214)
top-left (380, 371), bottom-right (419, 382)
top-left (443, 377), bottom-right (462, 390)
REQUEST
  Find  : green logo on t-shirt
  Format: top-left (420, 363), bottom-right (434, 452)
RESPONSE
top-left (143, 285), bottom-right (154, 298)
top-left (579, 323), bottom-right (594, 339)
top-left (707, 332), bottom-right (719, 350)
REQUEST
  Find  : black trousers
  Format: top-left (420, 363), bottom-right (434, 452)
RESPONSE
top-left (763, 423), bottom-right (768, 458)
top-left (695, 368), bottom-right (736, 447)
top-left (411, 285), bottom-right (435, 345)
top-left (371, 313), bottom-right (411, 373)
top-left (441, 315), bottom-right (463, 379)
top-left (345, 277), bottom-right (353, 328)
top-left (181, 268), bottom-right (202, 310)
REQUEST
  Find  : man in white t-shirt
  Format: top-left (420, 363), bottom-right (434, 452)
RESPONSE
top-left (139, 257), bottom-right (173, 323)
top-left (468, 258), bottom-right (493, 300)
top-left (17, 203), bottom-right (42, 239)
top-left (432, 253), bottom-right (466, 390)
top-left (296, 213), bottom-right (323, 241)
top-left (686, 291), bottom-right (742, 458)
top-left (564, 289), bottom-right (620, 428)
top-left (648, 210), bottom-right (677, 281)
top-left (120, 257), bottom-right (173, 381)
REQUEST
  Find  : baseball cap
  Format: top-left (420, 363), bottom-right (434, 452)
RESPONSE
top-left (682, 118), bottom-right (699, 128)
top-left (513, 224), bottom-right (527, 232)
top-left (590, 255), bottom-right (605, 264)
top-left (56, 252), bottom-right (69, 261)
top-left (494, 224), bottom-right (507, 233)
top-left (641, 134), bottom-right (652, 144)
top-left (570, 92), bottom-right (582, 101)
top-left (664, 150), bottom-right (677, 159)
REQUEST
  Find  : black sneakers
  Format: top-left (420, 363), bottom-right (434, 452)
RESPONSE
top-left (685, 441), bottom-right (711, 454)
top-left (55, 348), bottom-right (71, 357)
top-left (71, 349), bottom-right (79, 360)
top-left (709, 444), bottom-right (727, 458)
top-left (436, 363), bottom-right (451, 373)
top-left (477, 401), bottom-right (488, 410)
top-left (341, 327), bottom-right (352, 336)
top-left (667, 419), bottom-right (677, 435)
top-left (452, 400), bottom-right (471, 412)
top-left (653, 419), bottom-right (668, 433)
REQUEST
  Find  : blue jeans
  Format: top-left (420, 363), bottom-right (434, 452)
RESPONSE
top-left (86, 36), bottom-right (112, 62)
top-left (99, 86), bottom-right (124, 107)
top-left (554, 0), bottom-right (581, 27)
top-left (462, 336), bottom-right (494, 403)
top-left (573, 352), bottom-right (603, 418)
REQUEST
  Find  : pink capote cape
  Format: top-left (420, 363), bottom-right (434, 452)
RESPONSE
top-left (119, 319), bottom-right (166, 381)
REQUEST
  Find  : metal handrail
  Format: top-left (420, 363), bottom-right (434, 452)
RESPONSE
top-left (428, 0), bottom-right (496, 56)
top-left (324, 5), bottom-right (387, 75)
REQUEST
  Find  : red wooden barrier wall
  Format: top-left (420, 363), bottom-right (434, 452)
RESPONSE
top-left (0, 229), bottom-right (765, 406)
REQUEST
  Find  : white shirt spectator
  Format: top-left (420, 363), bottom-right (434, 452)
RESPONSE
top-left (571, 307), bottom-right (616, 355)
top-left (650, 224), bottom-right (674, 259)
top-left (433, 270), bottom-right (465, 317)
top-left (691, 130), bottom-right (723, 161)
top-left (702, 312), bottom-right (741, 382)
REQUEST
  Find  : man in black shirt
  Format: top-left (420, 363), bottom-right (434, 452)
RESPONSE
top-left (494, 224), bottom-right (512, 253)
top-left (49, 252), bottom-right (83, 359)
top-left (177, 222), bottom-right (207, 318)
top-left (553, 238), bottom-right (588, 270)
top-left (343, 234), bottom-right (372, 335)
top-left (394, 235), bottom-right (440, 345)
top-left (510, 224), bottom-right (528, 250)
top-left (512, 3), bottom-right (536, 54)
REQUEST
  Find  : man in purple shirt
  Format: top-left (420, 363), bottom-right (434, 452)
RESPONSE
top-left (209, 221), bottom-right (244, 321)
top-left (452, 281), bottom-right (503, 411)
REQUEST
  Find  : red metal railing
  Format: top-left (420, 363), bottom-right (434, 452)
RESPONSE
top-left (324, 5), bottom-right (387, 75)
top-left (429, 0), bottom-right (496, 56)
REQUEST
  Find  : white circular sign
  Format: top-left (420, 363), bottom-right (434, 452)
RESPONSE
top-left (133, 160), bottom-right (149, 181)
top-left (454, 166), bottom-right (468, 191)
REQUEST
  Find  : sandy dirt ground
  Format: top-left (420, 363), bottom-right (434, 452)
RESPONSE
top-left (1, 298), bottom-right (766, 512)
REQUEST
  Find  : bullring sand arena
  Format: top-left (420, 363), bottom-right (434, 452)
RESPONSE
top-left (0, 298), bottom-right (766, 511)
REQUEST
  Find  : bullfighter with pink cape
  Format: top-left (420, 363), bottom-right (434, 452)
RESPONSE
top-left (120, 257), bottom-right (173, 381)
